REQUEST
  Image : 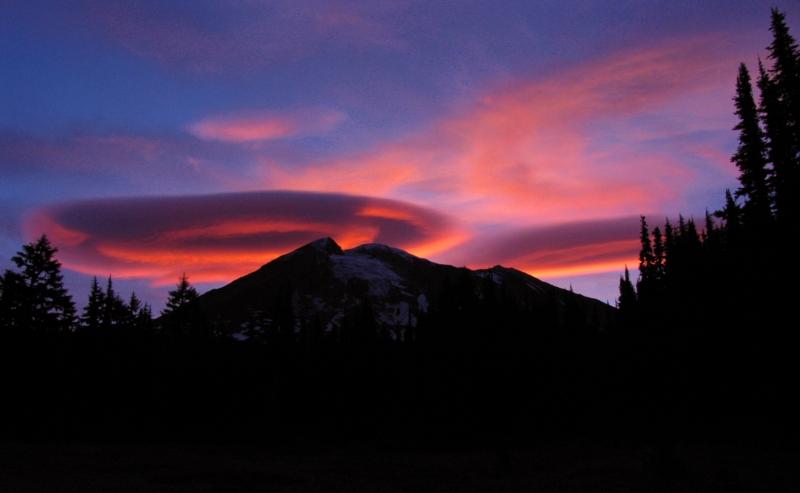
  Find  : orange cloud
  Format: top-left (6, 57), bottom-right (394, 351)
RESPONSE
top-left (25, 191), bottom-right (461, 285)
top-left (188, 109), bottom-right (345, 143)
top-left (518, 240), bottom-right (640, 279)
top-left (263, 35), bottom-right (742, 226)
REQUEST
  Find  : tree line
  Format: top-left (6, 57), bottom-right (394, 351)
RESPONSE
top-left (0, 235), bottom-right (199, 335)
top-left (618, 8), bottom-right (799, 337)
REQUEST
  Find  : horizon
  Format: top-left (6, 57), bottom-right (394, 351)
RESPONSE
top-left (2, 1), bottom-right (798, 311)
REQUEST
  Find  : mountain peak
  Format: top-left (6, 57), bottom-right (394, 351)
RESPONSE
top-left (302, 237), bottom-right (343, 255)
top-left (185, 238), bottom-right (616, 338)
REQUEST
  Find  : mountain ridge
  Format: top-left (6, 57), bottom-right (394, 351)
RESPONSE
top-left (171, 237), bottom-right (615, 340)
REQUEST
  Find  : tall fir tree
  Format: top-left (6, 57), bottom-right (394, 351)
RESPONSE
top-left (125, 291), bottom-right (142, 329)
top-left (101, 276), bottom-right (128, 330)
top-left (652, 226), bottom-right (665, 282)
top-left (663, 219), bottom-right (675, 276)
top-left (703, 210), bottom-right (720, 252)
top-left (757, 60), bottom-right (793, 219)
top-left (732, 63), bottom-right (772, 227)
top-left (716, 189), bottom-right (742, 244)
top-left (637, 216), bottom-right (655, 299)
top-left (81, 277), bottom-right (105, 332)
top-left (768, 8), bottom-right (800, 151)
top-left (766, 9), bottom-right (800, 221)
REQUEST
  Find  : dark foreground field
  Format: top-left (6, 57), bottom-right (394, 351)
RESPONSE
top-left (1, 441), bottom-right (797, 492)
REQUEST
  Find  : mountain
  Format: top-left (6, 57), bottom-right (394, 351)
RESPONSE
top-left (170, 237), bottom-right (615, 341)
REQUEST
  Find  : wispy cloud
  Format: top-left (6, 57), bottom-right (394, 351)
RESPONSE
top-left (265, 35), bottom-right (742, 226)
top-left (188, 108), bottom-right (346, 143)
top-left (72, 0), bottom-right (406, 72)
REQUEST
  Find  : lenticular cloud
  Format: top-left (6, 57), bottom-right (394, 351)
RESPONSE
top-left (25, 191), bottom-right (458, 285)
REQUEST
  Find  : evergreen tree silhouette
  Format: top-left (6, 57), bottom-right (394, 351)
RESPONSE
top-left (732, 63), bottom-right (772, 227)
top-left (766, 9), bottom-right (800, 221)
top-left (3, 235), bottom-right (76, 333)
top-left (757, 60), bottom-right (792, 219)
top-left (81, 277), bottom-right (105, 332)
top-left (162, 273), bottom-right (199, 317)
top-left (637, 216), bottom-right (655, 301)
top-left (652, 226), bottom-right (665, 282)
top-left (768, 8), bottom-right (800, 150)
top-left (136, 302), bottom-right (153, 331)
top-left (715, 189), bottom-right (742, 241)
top-left (126, 291), bottom-right (149, 331)
top-left (617, 266), bottom-right (637, 321)
top-left (128, 291), bottom-right (141, 317)
top-left (702, 210), bottom-right (715, 243)
top-left (663, 219), bottom-right (675, 276)
top-left (101, 276), bottom-right (127, 330)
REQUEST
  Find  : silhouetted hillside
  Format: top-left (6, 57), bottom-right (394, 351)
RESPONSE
top-left (165, 237), bottom-right (615, 340)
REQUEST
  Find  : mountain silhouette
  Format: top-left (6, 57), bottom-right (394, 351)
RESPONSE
top-left (168, 237), bottom-right (615, 340)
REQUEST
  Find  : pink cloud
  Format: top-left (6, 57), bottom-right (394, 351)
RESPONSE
top-left (262, 34), bottom-right (743, 227)
top-left (188, 109), bottom-right (346, 143)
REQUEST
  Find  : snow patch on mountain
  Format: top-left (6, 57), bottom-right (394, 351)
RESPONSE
top-left (377, 301), bottom-right (412, 327)
top-left (330, 253), bottom-right (405, 296)
top-left (351, 243), bottom-right (416, 260)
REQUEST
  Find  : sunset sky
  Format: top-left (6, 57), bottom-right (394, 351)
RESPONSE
top-left (2, 1), bottom-right (797, 309)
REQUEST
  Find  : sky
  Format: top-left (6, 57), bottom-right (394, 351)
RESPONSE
top-left (1, 0), bottom-right (797, 310)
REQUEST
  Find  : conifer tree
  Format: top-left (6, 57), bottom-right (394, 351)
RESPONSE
top-left (652, 226), bottom-right (665, 282)
top-left (122, 292), bottom-right (153, 332)
top-left (101, 276), bottom-right (127, 330)
top-left (128, 291), bottom-right (141, 316)
top-left (4, 235), bottom-right (75, 333)
top-left (618, 266), bottom-right (637, 313)
top-left (685, 219), bottom-right (701, 249)
top-left (732, 63), bottom-right (772, 227)
top-left (765, 9), bottom-right (800, 221)
top-left (767, 8), bottom-right (800, 149)
top-left (663, 219), bottom-right (675, 273)
top-left (757, 60), bottom-right (792, 219)
top-left (130, 298), bottom-right (153, 332)
top-left (638, 216), bottom-right (653, 277)
top-left (125, 291), bottom-right (141, 329)
top-left (136, 303), bottom-right (153, 329)
top-left (716, 189), bottom-right (742, 243)
top-left (81, 277), bottom-right (105, 332)
top-left (637, 216), bottom-right (655, 299)
top-left (162, 273), bottom-right (198, 316)
top-left (138, 303), bottom-right (153, 329)
top-left (703, 210), bottom-right (720, 252)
